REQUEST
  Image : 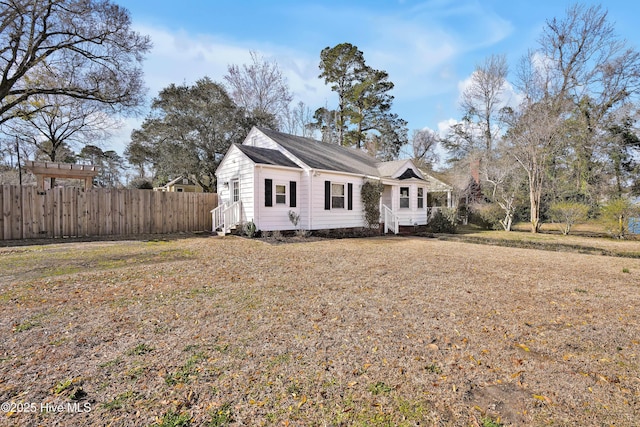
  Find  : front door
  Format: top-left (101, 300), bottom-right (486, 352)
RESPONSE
top-left (231, 178), bottom-right (239, 203)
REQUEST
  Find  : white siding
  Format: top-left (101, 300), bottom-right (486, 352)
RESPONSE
top-left (381, 186), bottom-right (393, 209)
top-left (309, 173), bottom-right (367, 230)
top-left (254, 166), bottom-right (304, 231)
top-left (215, 145), bottom-right (255, 224)
top-left (395, 183), bottom-right (428, 225)
top-left (230, 127), bottom-right (432, 231)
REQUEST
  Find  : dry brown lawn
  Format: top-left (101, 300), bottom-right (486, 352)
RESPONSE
top-left (0, 234), bottom-right (639, 426)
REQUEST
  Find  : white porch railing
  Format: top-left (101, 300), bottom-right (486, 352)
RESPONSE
top-left (211, 201), bottom-right (242, 235)
top-left (382, 204), bottom-right (399, 234)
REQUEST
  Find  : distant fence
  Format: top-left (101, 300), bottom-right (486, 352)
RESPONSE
top-left (0, 185), bottom-right (218, 241)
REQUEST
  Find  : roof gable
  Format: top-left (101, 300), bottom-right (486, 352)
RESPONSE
top-left (377, 159), bottom-right (425, 180)
top-left (165, 176), bottom-right (197, 187)
top-left (396, 168), bottom-right (423, 180)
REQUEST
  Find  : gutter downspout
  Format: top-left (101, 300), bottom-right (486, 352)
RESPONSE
top-left (308, 169), bottom-right (313, 231)
top-left (256, 165), bottom-right (261, 230)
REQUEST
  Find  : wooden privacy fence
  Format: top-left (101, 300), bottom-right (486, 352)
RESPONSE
top-left (0, 185), bottom-right (218, 241)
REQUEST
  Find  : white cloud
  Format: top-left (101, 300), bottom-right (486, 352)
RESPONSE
top-left (106, 1), bottom-right (517, 157)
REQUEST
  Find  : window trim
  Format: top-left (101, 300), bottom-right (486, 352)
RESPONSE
top-left (275, 183), bottom-right (287, 205)
top-left (400, 186), bottom-right (410, 209)
top-left (331, 182), bottom-right (345, 209)
top-left (231, 178), bottom-right (240, 203)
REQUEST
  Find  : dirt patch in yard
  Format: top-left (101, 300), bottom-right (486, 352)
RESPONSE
top-left (0, 235), bottom-right (639, 426)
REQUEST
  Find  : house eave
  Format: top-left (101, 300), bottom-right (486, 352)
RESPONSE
top-left (256, 164), bottom-right (304, 172)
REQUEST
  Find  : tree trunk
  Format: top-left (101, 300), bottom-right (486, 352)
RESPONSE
top-left (529, 174), bottom-right (541, 233)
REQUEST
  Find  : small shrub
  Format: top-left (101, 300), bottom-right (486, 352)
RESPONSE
top-left (601, 198), bottom-right (639, 239)
top-left (470, 202), bottom-right (504, 230)
top-left (428, 209), bottom-right (457, 233)
top-left (288, 210), bottom-right (308, 237)
top-left (549, 201), bottom-right (590, 235)
top-left (288, 210), bottom-right (300, 228)
top-left (242, 220), bottom-right (257, 238)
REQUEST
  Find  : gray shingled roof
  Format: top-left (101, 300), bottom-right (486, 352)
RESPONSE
top-left (257, 128), bottom-right (380, 176)
top-left (235, 143), bottom-right (300, 168)
top-left (375, 159), bottom-right (407, 177)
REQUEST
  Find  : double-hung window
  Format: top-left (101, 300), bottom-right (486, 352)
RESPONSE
top-left (265, 179), bottom-right (296, 207)
top-left (275, 184), bottom-right (286, 204)
top-left (417, 187), bottom-right (424, 209)
top-left (331, 183), bottom-right (345, 209)
top-left (400, 187), bottom-right (410, 208)
top-left (324, 181), bottom-right (352, 211)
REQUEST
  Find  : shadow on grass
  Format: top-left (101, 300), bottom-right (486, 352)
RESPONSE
top-left (0, 231), bottom-right (215, 248)
top-left (429, 231), bottom-right (640, 259)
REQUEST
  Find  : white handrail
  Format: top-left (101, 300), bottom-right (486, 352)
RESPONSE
top-left (222, 201), bottom-right (241, 233)
top-left (211, 201), bottom-right (242, 234)
top-left (382, 204), bottom-right (399, 234)
top-left (211, 201), bottom-right (229, 232)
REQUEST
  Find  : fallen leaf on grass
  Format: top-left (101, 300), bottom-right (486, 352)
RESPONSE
top-left (297, 395), bottom-right (307, 408)
top-left (533, 394), bottom-right (552, 404)
top-left (511, 370), bottom-right (525, 379)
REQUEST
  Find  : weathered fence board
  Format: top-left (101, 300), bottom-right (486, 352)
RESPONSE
top-left (0, 185), bottom-right (217, 241)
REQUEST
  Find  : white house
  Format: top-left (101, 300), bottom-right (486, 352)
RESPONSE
top-left (213, 127), bottom-right (452, 234)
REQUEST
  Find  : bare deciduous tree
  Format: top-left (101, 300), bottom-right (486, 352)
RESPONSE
top-left (480, 148), bottom-right (524, 231)
top-left (460, 54), bottom-right (509, 153)
top-left (411, 128), bottom-right (440, 168)
top-left (283, 101), bottom-right (315, 138)
top-left (0, 0), bottom-right (151, 125)
top-left (540, 3), bottom-right (640, 200)
top-left (505, 60), bottom-right (567, 232)
top-left (4, 95), bottom-right (116, 163)
top-left (224, 51), bottom-right (293, 128)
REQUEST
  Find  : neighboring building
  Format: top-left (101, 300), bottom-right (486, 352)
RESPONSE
top-left (213, 127), bottom-right (452, 234)
top-left (153, 177), bottom-right (203, 193)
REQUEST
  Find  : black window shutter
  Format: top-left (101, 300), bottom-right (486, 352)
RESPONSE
top-left (265, 179), bottom-right (273, 207)
top-left (324, 181), bottom-right (331, 210)
top-left (290, 181), bottom-right (297, 207)
top-left (347, 183), bottom-right (353, 210)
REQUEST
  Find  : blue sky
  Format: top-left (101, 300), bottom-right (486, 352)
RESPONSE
top-left (109, 0), bottom-right (640, 159)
